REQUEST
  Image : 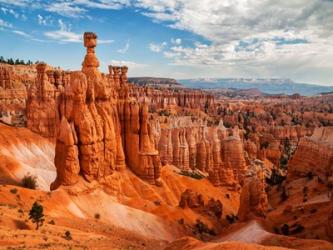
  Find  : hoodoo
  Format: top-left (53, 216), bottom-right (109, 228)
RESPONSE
top-left (50, 32), bottom-right (161, 189)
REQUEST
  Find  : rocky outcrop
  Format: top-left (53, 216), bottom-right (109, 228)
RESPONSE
top-left (121, 100), bottom-right (161, 185)
top-left (53, 116), bottom-right (80, 187)
top-left (26, 63), bottom-right (61, 138)
top-left (179, 189), bottom-right (205, 209)
top-left (222, 132), bottom-right (248, 185)
top-left (127, 86), bottom-right (216, 113)
top-left (238, 168), bottom-right (268, 221)
top-left (0, 64), bottom-right (34, 126)
top-left (51, 32), bottom-right (161, 189)
top-left (179, 189), bottom-right (223, 218)
top-left (154, 116), bottom-right (246, 189)
top-left (327, 199), bottom-right (333, 240)
top-left (287, 127), bottom-right (333, 180)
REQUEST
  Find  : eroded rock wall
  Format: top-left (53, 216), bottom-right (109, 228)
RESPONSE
top-left (0, 64), bottom-right (34, 126)
top-left (287, 127), bottom-right (333, 180)
top-left (154, 116), bottom-right (247, 189)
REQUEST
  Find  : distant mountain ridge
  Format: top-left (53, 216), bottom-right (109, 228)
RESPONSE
top-left (128, 77), bottom-right (184, 88)
top-left (178, 78), bottom-right (333, 96)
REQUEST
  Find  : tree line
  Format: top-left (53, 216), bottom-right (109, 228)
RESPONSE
top-left (0, 56), bottom-right (41, 65)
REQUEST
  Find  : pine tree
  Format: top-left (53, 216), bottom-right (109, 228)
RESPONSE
top-left (8, 58), bottom-right (14, 65)
top-left (29, 201), bottom-right (45, 229)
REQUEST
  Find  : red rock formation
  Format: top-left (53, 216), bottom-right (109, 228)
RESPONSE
top-left (52, 116), bottom-right (80, 187)
top-left (238, 168), bottom-right (268, 221)
top-left (222, 132), bottom-right (248, 185)
top-left (327, 198), bottom-right (333, 240)
top-left (155, 116), bottom-right (246, 189)
top-left (179, 189), bottom-right (205, 209)
top-left (51, 32), bottom-right (161, 189)
top-left (128, 86), bottom-right (216, 113)
top-left (0, 64), bottom-right (34, 126)
top-left (122, 100), bottom-right (161, 185)
top-left (287, 127), bottom-right (333, 180)
top-left (179, 189), bottom-right (223, 218)
top-left (26, 63), bottom-right (59, 138)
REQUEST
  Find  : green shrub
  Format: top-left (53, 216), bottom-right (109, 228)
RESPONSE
top-left (226, 214), bottom-right (238, 224)
top-left (179, 170), bottom-right (204, 180)
top-left (29, 201), bottom-right (44, 230)
top-left (273, 226), bottom-right (279, 234)
top-left (260, 141), bottom-right (270, 149)
top-left (291, 223), bottom-right (305, 234)
top-left (158, 109), bottom-right (170, 116)
top-left (280, 186), bottom-right (289, 202)
top-left (307, 171), bottom-right (313, 180)
top-left (10, 188), bottom-right (18, 194)
top-left (192, 219), bottom-right (216, 237)
top-left (281, 224), bottom-right (289, 235)
top-left (48, 220), bottom-right (55, 225)
top-left (21, 175), bottom-right (37, 189)
top-left (64, 231), bottom-right (72, 240)
top-left (266, 169), bottom-right (286, 186)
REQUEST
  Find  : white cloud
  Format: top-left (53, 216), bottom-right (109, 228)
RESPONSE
top-left (44, 19), bottom-right (81, 42)
top-left (44, 30), bottom-right (81, 42)
top-left (0, 0), bottom-right (30, 7)
top-left (133, 0), bottom-right (333, 84)
top-left (11, 29), bottom-right (47, 42)
top-left (149, 42), bottom-right (167, 52)
top-left (44, 19), bottom-right (113, 44)
top-left (117, 39), bottom-right (130, 53)
top-left (8, 8), bottom-right (19, 19)
top-left (0, 18), bottom-right (12, 28)
top-left (99, 39), bottom-right (114, 44)
top-left (12, 30), bottom-right (31, 38)
top-left (1, 0), bottom-right (332, 83)
top-left (45, 0), bottom-right (130, 18)
top-left (171, 38), bottom-right (181, 45)
top-left (73, 0), bottom-right (130, 10)
top-left (1, 7), bottom-right (8, 14)
top-left (46, 2), bottom-right (86, 18)
top-left (37, 14), bottom-right (53, 25)
top-left (109, 59), bottom-right (147, 68)
top-left (1, 6), bottom-right (26, 20)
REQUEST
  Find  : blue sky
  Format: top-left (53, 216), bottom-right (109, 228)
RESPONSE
top-left (0, 0), bottom-right (333, 85)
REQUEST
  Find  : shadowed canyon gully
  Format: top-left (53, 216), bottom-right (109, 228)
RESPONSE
top-left (0, 32), bottom-right (332, 249)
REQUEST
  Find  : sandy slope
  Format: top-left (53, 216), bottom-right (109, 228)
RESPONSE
top-left (0, 124), bottom-right (237, 248)
top-left (165, 237), bottom-right (291, 250)
top-left (0, 124), bottom-right (55, 190)
top-left (218, 220), bottom-right (272, 243)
